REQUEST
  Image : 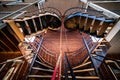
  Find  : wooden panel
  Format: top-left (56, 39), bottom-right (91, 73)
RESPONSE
top-left (24, 18), bottom-right (36, 33)
top-left (6, 20), bottom-right (24, 42)
top-left (15, 19), bottom-right (30, 36)
top-left (79, 13), bottom-right (88, 29)
top-left (1, 24), bottom-right (19, 47)
top-left (0, 29), bottom-right (18, 51)
top-left (84, 15), bottom-right (95, 31)
top-left (90, 17), bottom-right (104, 34)
top-left (32, 16), bottom-right (42, 31)
top-left (41, 15), bottom-right (48, 29)
top-left (0, 40), bottom-right (11, 52)
top-left (97, 19), bottom-right (115, 36)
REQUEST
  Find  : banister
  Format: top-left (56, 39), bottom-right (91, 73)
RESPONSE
top-left (82, 35), bottom-right (100, 77)
top-left (25, 7), bottom-right (62, 18)
top-left (64, 7), bottom-right (103, 17)
top-left (26, 37), bottom-right (43, 79)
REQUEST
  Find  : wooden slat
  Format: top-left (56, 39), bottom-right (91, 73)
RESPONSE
top-left (1, 25), bottom-right (19, 47)
top-left (32, 67), bottom-right (53, 72)
top-left (0, 30), bottom-right (17, 51)
top-left (63, 76), bottom-right (99, 79)
top-left (97, 22), bottom-right (110, 36)
top-left (68, 68), bottom-right (94, 73)
top-left (15, 19), bottom-right (29, 36)
top-left (98, 19), bottom-right (115, 36)
top-left (0, 40), bottom-right (11, 51)
top-left (94, 49), bottom-right (103, 52)
top-left (79, 13), bottom-right (88, 29)
top-left (90, 17), bottom-right (104, 34)
top-left (73, 61), bottom-right (91, 69)
top-left (41, 15), bottom-right (48, 29)
top-left (28, 75), bottom-right (52, 78)
top-left (6, 20), bottom-right (24, 42)
top-left (84, 15), bottom-right (95, 31)
top-left (24, 17), bottom-right (36, 34)
top-left (32, 16), bottom-right (42, 31)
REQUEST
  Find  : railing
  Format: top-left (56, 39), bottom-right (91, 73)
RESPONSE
top-left (16, 7), bottom-right (62, 19)
top-left (38, 45), bottom-right (58, 67)
top-left (26, 37), bottom-right (43, 79)
top-left (64, 7), bottom-right (103, 17)
top-left (82, 33), bottom-right (101, 77)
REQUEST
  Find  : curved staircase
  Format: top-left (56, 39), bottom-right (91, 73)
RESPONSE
top-left (0, 4), bottom-right (120, 80)
top-left (64, 7), bottom-right (116, 37)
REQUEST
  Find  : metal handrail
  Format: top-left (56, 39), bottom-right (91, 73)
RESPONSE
top-left (82, 35), bottom-right (100, 77)
top-left (64, 7), bottom-right (103, 17)
top-left (24, 7), bottom-right (62, 19)
top-left (26, 37), bottom-right (44, 79)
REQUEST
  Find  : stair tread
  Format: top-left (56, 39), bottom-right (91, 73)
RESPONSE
top-left (94, 49), bottom-right (103, 52)
top-left (63, 76), bottom-right (99, 79)
top-left (68, 68), bottom-right (94, 73)
top-left (32, 67), bottom-right (53, 72)
top-left (28, 75), bottom-right (52, 78)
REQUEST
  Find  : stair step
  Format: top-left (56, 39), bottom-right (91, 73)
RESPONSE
top-left (68, 68), bottom-right (94, 73)
top-left (63, 76), bottom-right (99, 79)
top-left (73, 61), bottom-right (91, 69)
top-left (98, 44), bottom-right (106, 47)
top-left (94, 49), bottom-right (103, 52)
top-left (92, 54), bottom-right (97, 57)
top-left (35, 60), bottom-right (53, 69)
top-left (28, 75), bottom-right (52, 78)
top-left (101, 40), bottom-right (108, 43)
top-left (32, 67), bottom-right (53, 72)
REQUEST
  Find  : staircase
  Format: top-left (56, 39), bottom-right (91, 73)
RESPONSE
top-left (0, 2), bottom-right (120, 80)
top-left (64, 7), bottom-right (116, 37)
top-left (13, 7), bottom-right (62, 36)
